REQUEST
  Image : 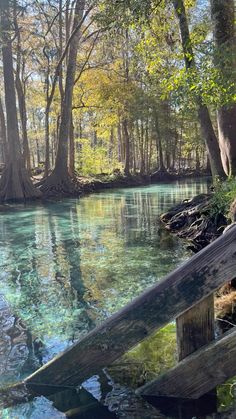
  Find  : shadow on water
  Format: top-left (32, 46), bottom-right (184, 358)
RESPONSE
top-left (0, 178), bottom-right (235, 417)
top-left (144, 393), bottom-right (217, 418)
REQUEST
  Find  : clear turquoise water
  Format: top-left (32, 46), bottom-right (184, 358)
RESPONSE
top-left (0, 179), bottom-right (210, 417)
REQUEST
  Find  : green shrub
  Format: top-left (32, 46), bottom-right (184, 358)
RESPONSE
top-left (210, 177), bottom-right (236, 218)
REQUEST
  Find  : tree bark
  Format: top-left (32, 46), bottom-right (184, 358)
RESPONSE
top-left (211, 0), bottom-right (236, 176)
top-left (14, 1), bottom-right (31, 172)
top-left (123, 118), bottom-right (130, 176)
top-left (139, 118), bottom-right (145, 174)
top-left (0, 97), bottom-right (7, 162)
top-left (153, 107), bottom-right (165, 171)
top-left (15, 77), bottom-right (31, 172)
top-left (117, 121), bottom-right (123, 162)
top-left (68, 112), bottom-right (75, 176)
top-left (173, 0), bottom-right (225, 179)
top-left (0, 0), bottom-right (40, 202)
top-left (58, 0), bottom-right (65, 108)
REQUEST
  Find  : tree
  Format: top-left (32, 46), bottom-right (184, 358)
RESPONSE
top-left (0, 97), bottom-right (7, 163)
top-left (14, 0), bottom-right (31, 171)
top-left (0, 0), bottom-right (41, 202)
top-left (211, 0), bottom-right (236, 177)
top-left (40, 0), bottom-right (86, 196)
top-left (173, 0), bottom-right (225, 179)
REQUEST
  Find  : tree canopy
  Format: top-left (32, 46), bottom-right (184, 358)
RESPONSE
top-left (0, 0), bottom-right (235, 201)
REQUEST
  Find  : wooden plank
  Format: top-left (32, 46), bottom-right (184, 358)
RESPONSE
top-left (175, 294), bottom-right (217, 411)
top-left (137, 327), bottom-right (236, 399)
top-left (176, 294), bottom-right (215, 360)
top-left (24, 226), bottom-right (236, 395)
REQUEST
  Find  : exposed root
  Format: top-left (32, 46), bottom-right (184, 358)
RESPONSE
top-left (161, 194), bottom-right (236, 333)
top-left (39, 170), bottom-right (82, 198)
top-left (160, 194), bottom-right (227, 252)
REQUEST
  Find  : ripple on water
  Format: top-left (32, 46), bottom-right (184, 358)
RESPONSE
top-left (0, 179), bottom-right (214, 417)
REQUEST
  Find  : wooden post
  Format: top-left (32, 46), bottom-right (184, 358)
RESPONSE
top-left (176, 294), bottom-right (215, 361)
top-left (137, 327), bottom-right (236, 399)
top-left (138, 294), bottom-right (217, 418)
top-left (176, 294), bottom-right (217, 414)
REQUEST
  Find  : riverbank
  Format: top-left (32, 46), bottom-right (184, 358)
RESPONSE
top-left (160, 192), bottom-right (236, 333)
top-left (90, 170), bottom-right (210, 189)
top-left (45, 169), bottom-right (210, 197)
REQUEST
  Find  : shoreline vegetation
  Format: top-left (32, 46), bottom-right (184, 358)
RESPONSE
top-left (61, 168), bottom-right (211, 196)
top-left (0, 168), bottom-right (211, 204)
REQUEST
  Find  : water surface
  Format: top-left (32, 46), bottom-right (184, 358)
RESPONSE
top-left (0, 179), bottom-right (214, 417)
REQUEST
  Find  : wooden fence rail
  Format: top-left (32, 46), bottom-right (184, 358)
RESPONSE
top-left (137, 327), bottom-right (236, 399)
top-left (23, 225), bottom-right (236, 396)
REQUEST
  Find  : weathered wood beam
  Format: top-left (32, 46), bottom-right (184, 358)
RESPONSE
top-left (176, 294), bottom-right (215, 360)
top-left (137, 327), bottom-right (236, 399)
top-left (24, 226), bottom-right (236, 395)
top-left (175, 294), bottom-right (217, 410)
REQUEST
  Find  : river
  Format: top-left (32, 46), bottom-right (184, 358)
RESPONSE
top-left (1, 178), bottom-right (234, 418)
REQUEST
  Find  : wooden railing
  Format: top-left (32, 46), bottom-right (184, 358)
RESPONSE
top-left (22, 225), bottom-right (236, 400)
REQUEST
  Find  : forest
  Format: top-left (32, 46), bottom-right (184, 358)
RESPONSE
top-left (1, 1), bottom-right (236, 418)
top-left (0, 0), bottom-right (235, 202)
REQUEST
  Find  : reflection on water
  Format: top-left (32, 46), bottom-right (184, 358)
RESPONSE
top-left (0, 179), bottom-right (212, 417)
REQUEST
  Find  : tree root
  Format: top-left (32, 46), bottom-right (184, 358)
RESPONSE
top-left (161, 193), bottom-right (227, 252)
top-left (39, 170), bottom-right (82, 198)
top-left (0, 163), bottom-right (41, 202)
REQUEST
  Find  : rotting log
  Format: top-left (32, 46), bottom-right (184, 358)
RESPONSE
top-left (23, 226), bottom-right (236, 396)
top-left (137, 327), bottom-right (236, 399)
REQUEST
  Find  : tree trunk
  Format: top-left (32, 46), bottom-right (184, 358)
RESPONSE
top-left (153, 107), bottom-right (165, 171)
top-left (140, 118), bottom-right (145, 175)
top-left (44, 63), bottom-right (51, 178)
top-left (109, 127), bottom-right (114, 163)
top-left (0, 0), bottom-right (40, 202)
top-left (123, 118), bottom-right (130, 176)
top-left (68, 112), bottom-right (75, 176)
top-left (35, 138), bottom-right (41, 167)
top-left (0, 97), bottom-right (7, 162)
top-left (15, 76), bottom-right (31, 172)
top-left (211, 0), bottom-right (236, 176)
top-left (14, 2), bottom-right (31, 172)
top-left (197, 104), bottom-right (226, 178)
top-left (41, 0), bottom-right (85, 196)
top-left (58, 0), bottom-right (65, 108)
top-left (173, 0), bottom-right (225, 179)
top-left (117, 121), bottom-right (122, 162)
